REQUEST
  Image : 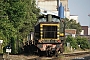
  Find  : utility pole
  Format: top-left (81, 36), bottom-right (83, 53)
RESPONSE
top-left (57, 0), bottom-right (60, 11)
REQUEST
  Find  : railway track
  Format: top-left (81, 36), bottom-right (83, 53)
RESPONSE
top-left (27, 51), bottom-right (90, 60)
top-left (27, 57), bottom-right (59, 60)
top-left (3, 51), bottom-right (90, 60)
top-left (63, 51), bottom-right (90, 57)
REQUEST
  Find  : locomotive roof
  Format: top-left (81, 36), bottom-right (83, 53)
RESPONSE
top-left (38, 14), bottom-right (60, 19)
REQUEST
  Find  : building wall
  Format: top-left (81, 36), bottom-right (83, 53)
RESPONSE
top-left (65, 10), bottom-right (70, 18)
top-left (60, 0), bottom-right (68, 11)
top-left (38, 1), bottom-right (57, 11)
top-left (37, 0), bottom-right (78, 23)
top-left (69, 15), bottom-right (78, 23)
top-left (37, 0), bottom-right (70, 16)
top-left (37, 0), bottom-right (68, 11)
top-left (80, 30), bottom-right (84, 35)
top-left (38, 0), bottom-right (58, 15)
top-left (81, 26), bottom-right (88, 35)
top-left (88, 27), bottom-right (90, 35)
top-left (65, 29), bottom-right (76, 37)
top-left (65, 29), bottom-right (76, 34)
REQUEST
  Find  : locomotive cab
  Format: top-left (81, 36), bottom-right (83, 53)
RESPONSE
top-left (34, 14), bottom-right (65, 56)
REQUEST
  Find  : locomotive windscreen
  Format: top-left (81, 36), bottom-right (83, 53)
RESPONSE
top-left (42, 25), bottom-right (57, 39)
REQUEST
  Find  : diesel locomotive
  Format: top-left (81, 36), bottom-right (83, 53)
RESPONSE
top-left (32, 14), bottom-right (65, 56)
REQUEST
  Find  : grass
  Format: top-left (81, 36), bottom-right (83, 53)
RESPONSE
top-left (57, 55), bottom-right (65, 60)
top-left (64, 47), bottom-right (72, 53)
top-left (64, 47), bottom-right (90, 54)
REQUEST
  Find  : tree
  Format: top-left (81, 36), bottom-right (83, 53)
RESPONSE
top-left (0, 0), bottom-right (16, 46)
top-left (0, 0), bottom-right (26, 54)
top-left (1, 0), bottom-right (40, 54)
top-left (19, 0), bottom-right (40, 35)
top-left (64, 18), bottom-right (82, 34)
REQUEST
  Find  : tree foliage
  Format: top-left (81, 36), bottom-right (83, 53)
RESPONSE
top-left (64, 18), bottom-right (82, 34)
top-left (19, 0), bottom-right (40, 38)
top-left (0, 0), bottom-right (40, 54)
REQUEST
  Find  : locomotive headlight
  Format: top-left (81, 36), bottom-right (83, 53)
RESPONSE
top-left (60, 33), bottom-right (64, 36)
top-left (40, 32), bottom-right (43, 34)
top-left (57, 35), bottom-right (59, 40)
top-left (57, 29), bottom-right (59, 31)
top-left (40, 28), bottom-right (43, 30)
top-left (40, 35), bottom-right (43, 37)
top-left (57, 35), bottom-right (59, 37)
top-left (57, 32), bottom-right (59, 34)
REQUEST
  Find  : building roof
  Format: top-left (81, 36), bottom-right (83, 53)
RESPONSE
top-left (70, 15), bottom-right (78, 16)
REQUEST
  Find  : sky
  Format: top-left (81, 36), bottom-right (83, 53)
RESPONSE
top-left (68, 0), bottom-right (90, 26)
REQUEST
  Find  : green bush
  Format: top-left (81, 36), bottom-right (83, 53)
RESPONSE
top-left (65, 36), bottom-right (90, 51)
top-left (76, 36), bottom-right (90, 50)
top-left (65, 36), bottom-right (78, 49)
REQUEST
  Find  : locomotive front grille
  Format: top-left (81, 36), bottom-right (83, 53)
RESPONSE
top-left (40, 24), bottom-right (59, 40)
